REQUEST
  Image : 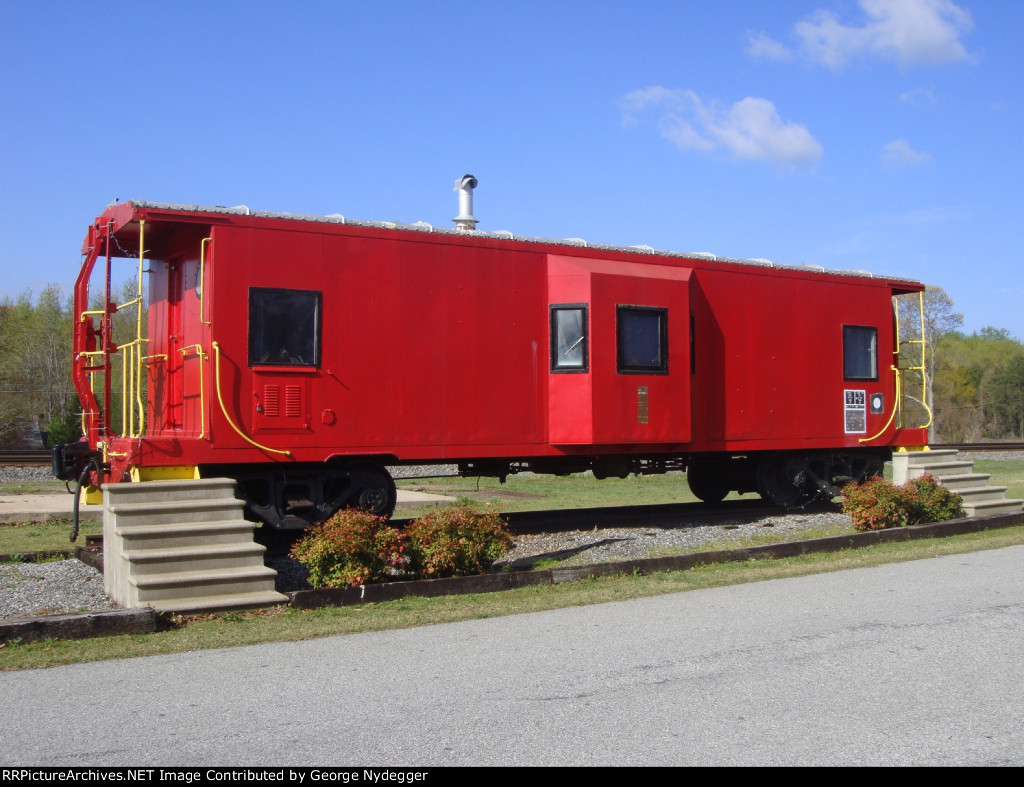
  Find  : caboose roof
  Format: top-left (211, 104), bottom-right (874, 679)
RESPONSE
top-left (103, 200), bottom-right (922, 289)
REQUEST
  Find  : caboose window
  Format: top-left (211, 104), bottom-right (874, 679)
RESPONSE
top-left (843, 325), bottom-right (877, 381)
top-left (617, 306), bottom-right (668, 374)
top-left (249, 288), bottom-right (321, 367)
top-left (550, 305), bottom-right (588, 372)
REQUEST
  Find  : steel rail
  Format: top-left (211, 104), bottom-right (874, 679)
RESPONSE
top-left (0, 450), bottom-right (51, 466)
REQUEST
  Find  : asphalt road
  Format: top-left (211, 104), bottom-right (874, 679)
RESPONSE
top-left (2, 546), bottom-right (1022, 766)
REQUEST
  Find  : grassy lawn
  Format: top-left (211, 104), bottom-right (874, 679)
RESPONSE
top-left (0, 480), bottom-right (67, 496)
top-left (972, 460), bottom-right (1024, 501)
top-left (0, 518), bottom-right (102, 555)
top-left (394, 470), bottom-right (738, 520)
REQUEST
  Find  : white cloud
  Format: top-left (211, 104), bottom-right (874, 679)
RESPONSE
top-left (749, 0), bottom-right (973, 70)
top-left (744, 31), bottom-right (792, 61)
top-left (620, 88), bottom-right (823, 168)
top-left (882, 138), bottom-right (933, 167)
top-left (900, 85), bottom-right (938, 105)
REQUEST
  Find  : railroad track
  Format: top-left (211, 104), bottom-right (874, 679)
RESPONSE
top-left (0, 450), bottom-right (50, 466)
top-left (933, 442), bottom-right (1024, 452)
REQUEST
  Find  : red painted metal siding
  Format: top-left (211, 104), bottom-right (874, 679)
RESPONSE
top-left (203, 225), bottom-right (549, 461)
top-left (82, 202), bottom-right (926, 477)
top-left (547, 254), bottom-right (691, 446)
top-left (689, 266), bottom-right (899, 450)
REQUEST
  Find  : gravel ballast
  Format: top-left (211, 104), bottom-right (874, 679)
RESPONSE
top-left (3, 508), bottom-right (853, 618)
top-left (268, 508), bottom-right (853, 592)
top-left (0, 560), bottom-right (115, 619)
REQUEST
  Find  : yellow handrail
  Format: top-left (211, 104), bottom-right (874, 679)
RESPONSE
top-left (199, 237), bottom-right (212, 326)
top-left (134, 220), bottom-right (146, 437)
top-left (212, 341), bottom-right (292, 456)
top-left (894, 291), bottom-right (933, 430)
top-left (117, 337), bottom-right (148, 437)
top-left (179, 344), bottom-right (208, 439)
top-left (859, 365), bottom-right (900, 443)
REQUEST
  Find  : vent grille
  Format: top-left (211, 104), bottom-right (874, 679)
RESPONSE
top-left (285, 385), bottom-right (302, 417)
top-left (263, 385), bottom-right (280, 417)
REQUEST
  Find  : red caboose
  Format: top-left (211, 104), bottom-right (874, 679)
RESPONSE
top-left (54, 191), bottom-right (930, 527)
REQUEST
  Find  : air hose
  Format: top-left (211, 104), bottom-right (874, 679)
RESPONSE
top-left (70, 458), bottom-right (99, 543)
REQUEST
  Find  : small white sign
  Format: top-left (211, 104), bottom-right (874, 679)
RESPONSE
top-left (844, 389), bottom-right (867, 434)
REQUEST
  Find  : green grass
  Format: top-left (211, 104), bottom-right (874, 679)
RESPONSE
top-left (3, 524), bottom-right (1022, 671)
top-left (0, 518), bottom-right (102, 555)
top-left (395, 471), bottom-right (740, 519)
top-left (0, 480), bottom-right (66, 496)
top-left (972, 460), bottom-right (1024, 501)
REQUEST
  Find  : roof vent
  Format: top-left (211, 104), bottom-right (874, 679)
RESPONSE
top-left (453, 174), bottom-right (478, 231)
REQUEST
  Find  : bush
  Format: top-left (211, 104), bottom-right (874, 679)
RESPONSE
top-left (289, 503), bottom-right (515, 588)
top-left (405, 504), bottom-right (514, 579)
top-left (841, 474), bottom-right (963, 531)
top-left (904, 474), bottom-right (965, 525)
top-left (290, 509), bottom-right (408, 588)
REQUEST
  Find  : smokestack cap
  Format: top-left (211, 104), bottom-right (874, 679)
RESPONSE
top-left (453, 174), bottom-right (479, 231)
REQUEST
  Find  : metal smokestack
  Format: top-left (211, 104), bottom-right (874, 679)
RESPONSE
top-left (452, 174), bottom-right (478, 231)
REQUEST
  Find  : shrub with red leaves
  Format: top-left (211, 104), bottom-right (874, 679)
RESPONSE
top-left (290, 508), bottom-right (408, 588)
top-left (841, 474), bottom-right (962, 532)
top-left (405, 504), bottom-right (513, 579)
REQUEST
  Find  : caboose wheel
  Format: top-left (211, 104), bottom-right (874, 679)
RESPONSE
top-left (357, 484), bottom-right (391, 516)
top-left (686, 461), bottom-right (730, 503)
top-left (756, 455), bottom-right (815, 508)
top-left (343, 463), bottom-right (398, 519)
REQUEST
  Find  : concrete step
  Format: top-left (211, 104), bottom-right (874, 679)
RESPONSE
top-left (961, 498), bottom-right (1024, 517)
top-left (103, 478), bottom-right (288, 612)
top-left (935, 473), bottom-right (992, 491)
top-left (153, 591), bottom-right (290, 614)
top-left (122, 543), bottom-right (268, 576)
top-left (113, 519), bottom-right (258, 550)
top-left (956, 485), bottom-right (1010, 503)
top-left (107, 498), bottom-right (244, 527)
top-left (104, 478), bottom-right (238, 504)
top-left (893, 448), bottom-right (1020, 517)
top-left (130, 566), bottom-right (281, 605)
top-left (898, 449), bottom-right (959, 464)
top-left (906, 461), bottom-right (976, 479)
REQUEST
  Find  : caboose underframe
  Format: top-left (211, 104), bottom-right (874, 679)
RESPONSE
top-left (55, 201), bottom-right (930, 528)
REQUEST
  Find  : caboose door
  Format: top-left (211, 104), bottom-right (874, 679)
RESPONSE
top-left (547, 255), bottom-right (691, 446)
top-left (148, 253), bottom-right (206, 437)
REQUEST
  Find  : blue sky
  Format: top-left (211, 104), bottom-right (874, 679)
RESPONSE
top-left (2, 0), bottom-right (1021, 337)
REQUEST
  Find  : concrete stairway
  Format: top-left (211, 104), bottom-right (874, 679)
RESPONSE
top-left (103, 478), bottom-right (288, 613)
top-left (892, 449), bottom-right (1023, 517)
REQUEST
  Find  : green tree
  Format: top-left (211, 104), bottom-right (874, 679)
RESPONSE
top-left (0, 285), bottom-right (77, 448)
top-left (931, 328), bottom-right (1024, 441)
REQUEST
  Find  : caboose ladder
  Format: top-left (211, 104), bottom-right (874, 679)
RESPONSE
top-left (103, 478), bottom-right (288, 613)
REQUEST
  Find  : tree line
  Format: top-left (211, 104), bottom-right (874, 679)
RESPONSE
top-left (0, 281), bottom-right (139, 450)
top-left (0, 285), bottom-right (77, 449)
top-left (0, 283), bottom-right (1020, 449)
